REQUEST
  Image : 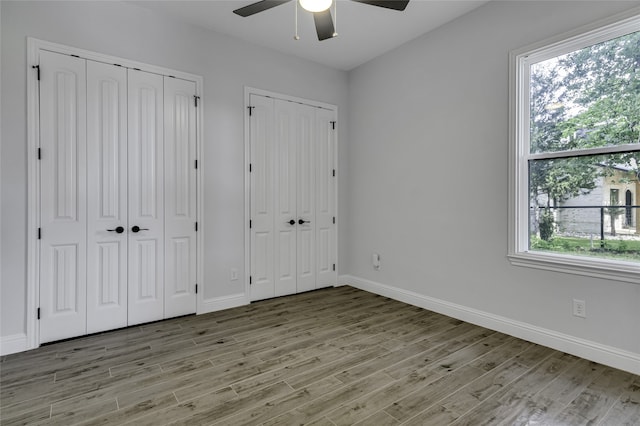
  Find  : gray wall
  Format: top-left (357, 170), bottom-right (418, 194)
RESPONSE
top-left (0, 1), bottom-right (349, 338)
top-left (346, 1), bottom-right (640, 357)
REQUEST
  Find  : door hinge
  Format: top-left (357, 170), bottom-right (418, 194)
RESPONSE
top-left (250, 276), bottom-right (252, 285)
top-left (32, 65), bottom-right (40, 81)
top-left (333, 264), bottom-right (336, 271)
top-left (333, 216), bottom-right (336, 224)
top-left (195, 284), bottom-right (198, 294)
top-left (37, 307), bottom-right (41, 320)
top-left (38, 228), bottom-right (41, 240)
top-left (249, 163), bottom-right (252, 173)
top-left (330, 121), bottom-right (336, 130)
top-left (195, 222), bottom-right (198, 232)
top-left (194, 95), bottom-right (200, 107)
top-left (249, 220), bottom-right (252, 229)
top-left (37, 148), bottom-right (42, 160)
top-left (332, 169), bottom-right (335, 177)
top-left (248, 106), bottom-right (255, 116)
top-left (195, 159), bottom-right (198, 169)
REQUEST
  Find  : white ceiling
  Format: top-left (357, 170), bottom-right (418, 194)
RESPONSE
top-left (131, 0), bottom-right (489, 71)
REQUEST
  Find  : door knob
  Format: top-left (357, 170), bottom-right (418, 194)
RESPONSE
top-left (298, 219), bottom-right (311, 225)
top-left (131, 225), bottom-right (149, 233)
top-left (107, 226), bottom-right (125, 234)
top-left (288, 219), bottom-right (296, 226)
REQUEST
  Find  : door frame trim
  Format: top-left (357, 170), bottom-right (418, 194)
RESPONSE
top-left (243, 87), bottom-right (338, 303)
top-left (26, 38), bottom-right (204, 350)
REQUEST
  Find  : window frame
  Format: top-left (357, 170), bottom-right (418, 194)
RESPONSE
top-left (508, 10), bottom-right (640, 284)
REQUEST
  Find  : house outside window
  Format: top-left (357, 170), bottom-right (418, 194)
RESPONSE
top-left (509, 12), bottom-right (640, 282)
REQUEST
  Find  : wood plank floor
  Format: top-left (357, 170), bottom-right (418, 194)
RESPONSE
top-left (1, 286), bottom-right (639, 425)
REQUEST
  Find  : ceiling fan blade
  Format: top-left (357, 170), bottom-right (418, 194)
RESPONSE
top-left (314, 9), bottom-right (335, 41)
top-left (233, 0), bottom-right (292, 17)
top-left (350, 0), bottom-right (409, 11)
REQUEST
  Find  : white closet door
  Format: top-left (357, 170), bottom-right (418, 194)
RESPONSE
top-left (39, 51), bottom-right (88, 343)
top-left (295, 104), bottom-right (316, 293)
top-left (86, 60), bottom-right (128, 334)
top-left (274, 100), bottom-right (298, 297)
top-left (250, 94), bottom-right (276, 301)
top-left (164, 77), bottom-right (197, 317)
top-left (127, 69), bottom-right (165, 325)
top-left (315, 108), bottom-right (337, 287)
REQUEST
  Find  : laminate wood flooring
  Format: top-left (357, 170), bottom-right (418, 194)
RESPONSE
top-left (1, 286), bottom-right (639, 425)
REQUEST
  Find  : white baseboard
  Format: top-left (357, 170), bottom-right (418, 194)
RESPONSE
top-left (0, 333), bottom-right (28, 356)
top-left (199, 293), bottom-right (248, 315)
top-left (339, 274), bottom-right (640, 376)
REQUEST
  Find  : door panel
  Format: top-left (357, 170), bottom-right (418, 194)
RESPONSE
top-left (86, 60), bottom-right (128, 334)
top-left (274, 100), bottom-right (297, 297)
top-left (315, 108), bottom-right (337, 288)
top-left (127, 69), bottom-right (165, 325)
top-left (39, 51), bottom-right (87, 343)
top-left (296, 104), bottom-right (316, 293)
top-left (250, 94), bottom-right (276, 301)
top-left (164, 77), bottom-right (197, 317)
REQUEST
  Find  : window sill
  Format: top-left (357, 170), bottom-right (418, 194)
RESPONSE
top-left (507, 251), bottom-right (640, 284)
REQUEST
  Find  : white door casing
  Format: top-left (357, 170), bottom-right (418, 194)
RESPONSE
top-left (86, 60), bottom-right (128, 334)
top-left (127, 69), bottom-right (165, 326)
top-left (164, 77), bottom-right (198, 317)
top-left (38, 51), bottom-right (88, 343)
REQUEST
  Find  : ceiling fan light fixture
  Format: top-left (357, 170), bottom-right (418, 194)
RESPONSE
top-left (299, 0), bottom-right (332, 13)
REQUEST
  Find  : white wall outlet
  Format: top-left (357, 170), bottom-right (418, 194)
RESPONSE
top-left (372, 253), bottom-right (381, 270)
top-left (573, 299), bottom-right (586, 318)
top-left (230, 268), bottom-right (239, 281)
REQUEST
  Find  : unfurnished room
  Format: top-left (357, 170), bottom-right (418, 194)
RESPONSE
top-left (1, 1), bottom-right (640, 424)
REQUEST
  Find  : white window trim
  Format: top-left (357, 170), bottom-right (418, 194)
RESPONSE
top-left (508, 8), bottom-right (640, 285)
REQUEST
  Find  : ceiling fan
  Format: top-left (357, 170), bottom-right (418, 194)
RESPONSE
top-left (233, 0), bottom-right (410, 41)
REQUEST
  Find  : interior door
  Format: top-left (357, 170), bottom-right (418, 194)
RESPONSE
top-left (274, 99), bottom-right (298, 297)
top-left (250, 94), bottom-right (337, 302)
top-left (315, 108), bottom-right (337, 288)
top-left (294, 103), bottom-right (316, 293)
top-left (250, 94), bottom-right (276, 301)
top-left (86, 60), bottom-right (128, 334)
top-left (164, 77), bottom-right (198, 317)
top-left (127, 69), bottom-right (165, 325)
top-left (39, 51), bottom-right (88, 343)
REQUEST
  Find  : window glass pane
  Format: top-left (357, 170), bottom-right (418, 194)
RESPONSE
top-left (529, 153), bottom-right (640, 262)
top-left (530, 31), bottom-right (640, 154)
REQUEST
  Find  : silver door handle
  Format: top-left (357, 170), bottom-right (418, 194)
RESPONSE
top-left (298, 219), bottom-right (311, 225)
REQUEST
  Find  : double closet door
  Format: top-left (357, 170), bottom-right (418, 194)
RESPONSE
top-left (38, 50), bottom-right (198, 343)
top-left (250, 94), bottom-right (337, 301)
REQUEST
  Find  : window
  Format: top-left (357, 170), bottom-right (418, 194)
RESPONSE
top-left (509, 12), bottom-right (640, 282)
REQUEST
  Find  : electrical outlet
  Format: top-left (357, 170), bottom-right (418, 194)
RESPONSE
top-left (230, 268), bottom-right (239, 281)
top-left (372, 253), bottom-right (381, 270)
top-left (573, 299), bottom-right (586, 318)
